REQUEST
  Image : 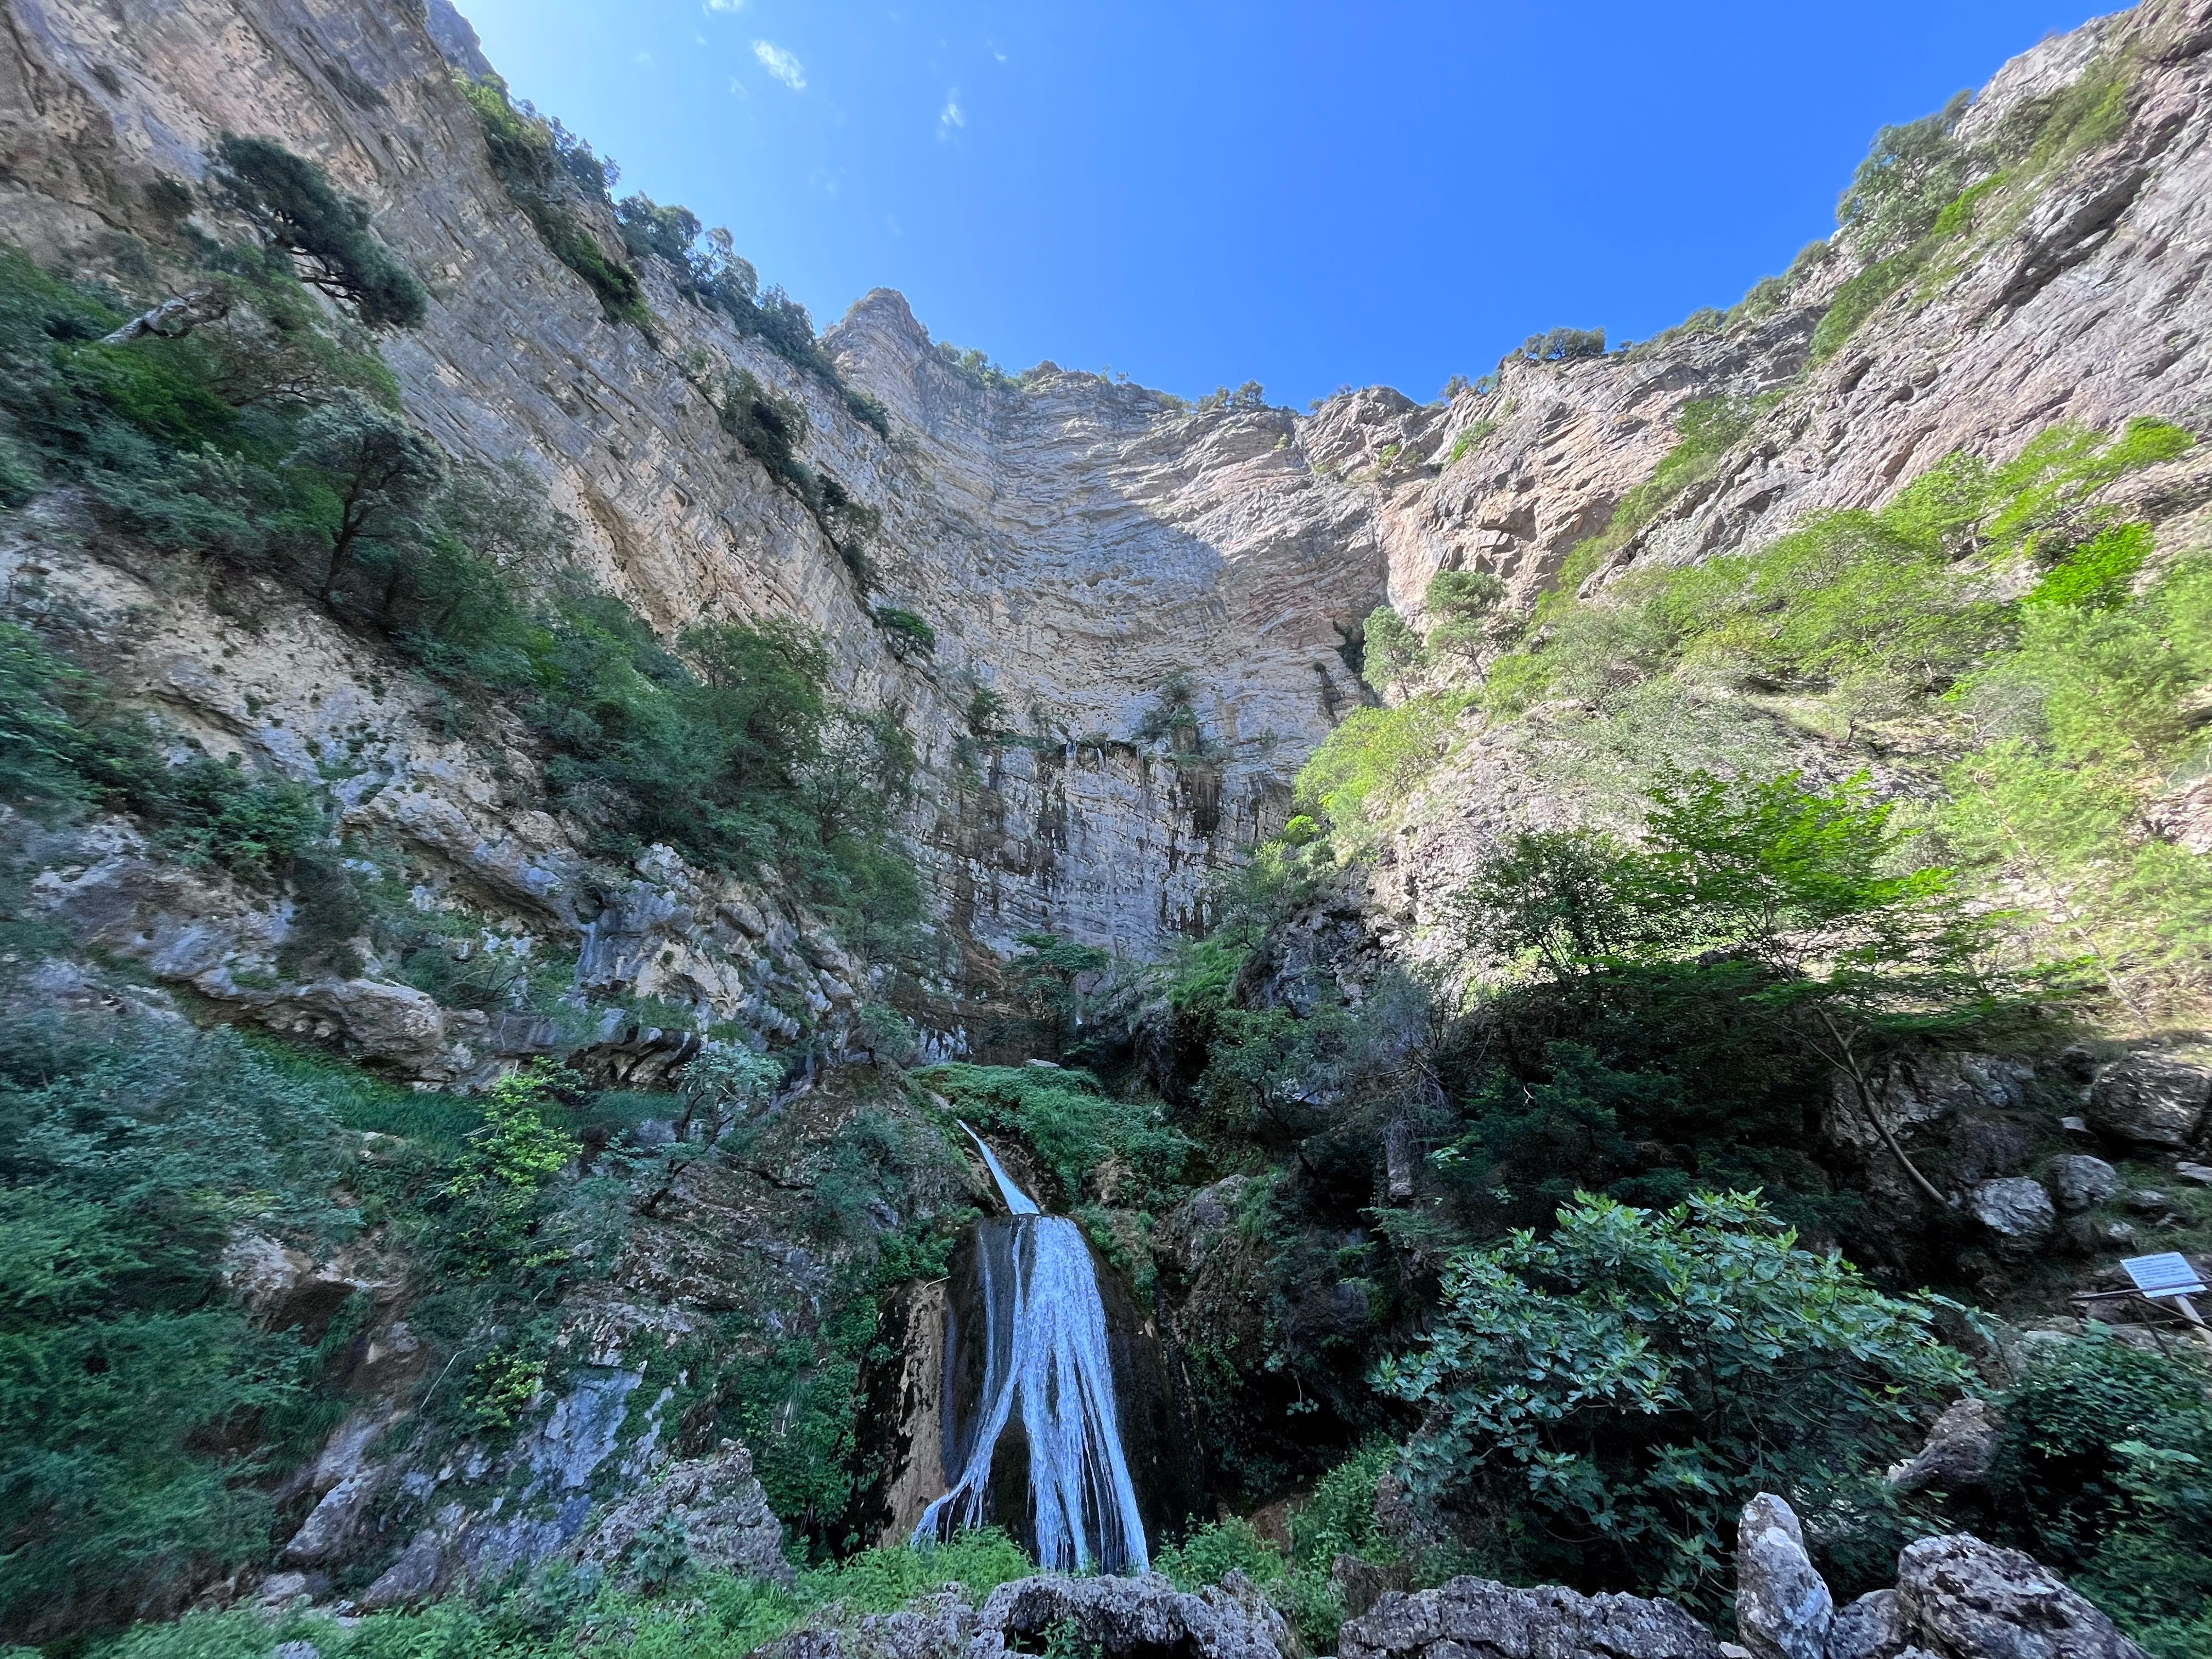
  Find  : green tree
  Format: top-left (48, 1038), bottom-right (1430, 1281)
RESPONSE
top-left (1375, 1192), bottom-right (1968, 1611)
top-left (1424, 569), bottom-right (1508, 659)
top-left (441, 1066), bottom-right (581, 1272)
top-left (285, 392), bottom-right (445, 604)
top-left (1464, 770), bottom-right (2016, 1206)
top-left (0, 1015), bottom-right (355, 1640)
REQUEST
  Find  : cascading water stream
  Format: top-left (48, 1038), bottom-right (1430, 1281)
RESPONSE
top-left (912, 1124), bottom-right (1150, 1574)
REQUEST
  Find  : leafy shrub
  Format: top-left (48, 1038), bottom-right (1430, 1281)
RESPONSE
top-left (1810, 249), bottom-right (1923, 362)
top-left (210, 137), bottom-right (427, 328)
top-left (1156, 1517), bottom-right (1285, 1590)
top-left (873, 605), bottom-right (936, 656)
top-left (1376, 1192), bottom-right (1968, 1612)
top-left (1357, 604), bottom-right (1424, 692)
top-left (1987, 1334), bottom-right (2212, 1657)
top-left (1446, 419), bottom-right (1497, 464)
top-left (1293, 695), bottom-right (1469, 855)
top-left (1834, 92), bottom-right (1973, 258)
top-left (437, 1067), bottom-right (582, 1274)
top-left (1486, 417), bottom-right (2188, 723)
top-left (1291, 1439), bottom-right (1402, 1569)
top-left (1423, 569), bottom-right (1507, 658)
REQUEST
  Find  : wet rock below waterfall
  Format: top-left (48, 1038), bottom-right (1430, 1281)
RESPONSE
top-left (764, 1571), bottom-right (1291, 1659)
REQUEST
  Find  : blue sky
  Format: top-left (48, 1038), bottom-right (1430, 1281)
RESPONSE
top-left (460, 1), bottom-right (2102, 408)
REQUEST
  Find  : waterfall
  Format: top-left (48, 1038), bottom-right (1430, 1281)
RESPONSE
top-left (915, 1126), bottom-right (1150, 1575)
top-left (961, 1121), bottom-right (1040, 1216)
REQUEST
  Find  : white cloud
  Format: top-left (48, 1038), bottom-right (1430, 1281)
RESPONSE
top-left (938, 89), bottom-right (964, 138)
top-left (729, 77), bottom-right (748, 97)
top-left (704, 0), bottom-right (742, 12)
top-left (752, 40), bottom-right (805, 89)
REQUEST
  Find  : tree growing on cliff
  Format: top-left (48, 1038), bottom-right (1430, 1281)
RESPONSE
top-left (1460, 768), bottom-right (2025, 1207)
top-left (210, 136), bottom-right (427, 328)
top-left (285, 392), bottom-right (445, 606)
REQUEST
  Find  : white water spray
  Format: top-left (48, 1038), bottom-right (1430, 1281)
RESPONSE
top-left (915, 1125), bottom-right (1150, 1574)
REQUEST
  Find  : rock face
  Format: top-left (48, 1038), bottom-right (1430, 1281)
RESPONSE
top-left (1895, 1534), bottom-right (2147, 1659)
top-left (1735, 1494), bottom-right (1832, 1659)
top-left (1338, 1576), bottom-right (1720, 1659)
top-left (565, 1440), bottom-right (791, 1588)
top-left (2087, 1054), bottom-right (2212, 1149)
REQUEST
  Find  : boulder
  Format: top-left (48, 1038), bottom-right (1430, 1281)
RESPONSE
top-left (2049, 1156), bottom-right (2120, 1212)
top-left (2086, 1054), bottom-right (2211, 1149)
top-left (1340, 1575), bottom-right (1717, 1659)
top-left (1886, 1398), bottom-right (2002, 1494)
top-left (1827, 1590), bottom-right (1908, 1659)
top-left (1895, 1534), bottom-right (2147, 1659)
top-left (1735, 1494), bottom-right (1832, 1659)
top-left (568, 1439), bottom-right (791, 1587)
top-left (295, 977), bottom-right (448, 1065)
top-left (1969, 1178), bottom-right (2056, 1240)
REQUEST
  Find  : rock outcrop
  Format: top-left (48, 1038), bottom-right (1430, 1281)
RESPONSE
top-left (1887, 1399), bottom-right (2004, 1496)
top-left (1727, 1499), bottom-right (2148, 1659)
top-left (2086, 1053), bottom-right (2212, 1149)
top-left (563, 1440), bottom-right (792, 1589)
top-left (1895, 1534), bottom-right (2147, 1659)
top-left (767, 1572), bottom-right (1293, 1659)
top-left (1339, 1576), bottom-right (1720, 1659)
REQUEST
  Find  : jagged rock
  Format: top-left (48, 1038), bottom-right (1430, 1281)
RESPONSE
top-left (2177, 1161), bottom-right (2212, 1185)
top-left (2086, 1054), bottom-right (2212, 1149)
top-left (766, 1588), bottom-right (983, 1659)
top-left (359, 1503), bottom-right (467, 1609)
top-left (1887, 1398), bottom-right (2002, 1494)
top-left (1894, 1534), bottom-right (2147, 1659)
top-left (1827, 1590), bottom-right (1908, 1659)
top-left (568, 1439), bottom-right (791, 1587)
top-left (1735, 1494), bottom-right (1832, 1659)
top-left (1969, 1178), bottom-right (2056, 1241)
top-left (1340, 1575), bottom-right (1718, 1659)
top-left (2049, 1156), bottom-right (2121, 1212)
top-left (768, 1573), bottom-right (1293, 1659)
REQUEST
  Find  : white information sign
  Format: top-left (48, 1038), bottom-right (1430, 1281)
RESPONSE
top-left (2121, 1252), bottom-right (2208, 1299)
